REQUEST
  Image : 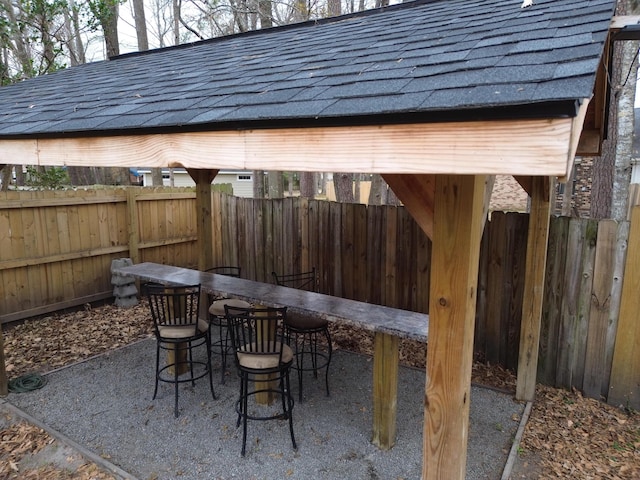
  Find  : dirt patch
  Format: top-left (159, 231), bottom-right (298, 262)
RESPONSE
top-left (2, 301), bottom-right (639, 479)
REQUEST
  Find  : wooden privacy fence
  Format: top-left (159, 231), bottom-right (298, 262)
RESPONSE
top-left (0, 187), bottom-right (201, 323)
top-left (1, 188), bottom-right (639, 407)
top-left (211, 194), bottom-right (431, 313)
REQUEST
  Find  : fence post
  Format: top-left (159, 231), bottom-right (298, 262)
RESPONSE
top-left (127, 188), bottom-right (140, 264)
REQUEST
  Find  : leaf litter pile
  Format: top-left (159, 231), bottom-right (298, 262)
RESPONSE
top-left (1, 301), bottom-right (639, 479)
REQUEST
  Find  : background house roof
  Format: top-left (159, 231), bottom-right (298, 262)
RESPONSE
top-left (0, 0), bottom-right (615, 139)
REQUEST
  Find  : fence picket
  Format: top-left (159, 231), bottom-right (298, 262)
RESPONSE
top-left (583, 220), bottom-right (617, 398)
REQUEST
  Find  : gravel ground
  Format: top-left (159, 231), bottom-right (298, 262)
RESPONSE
top-left (5, 337), bottom-right (524, 479)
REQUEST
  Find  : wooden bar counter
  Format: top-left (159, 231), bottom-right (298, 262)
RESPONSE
top-left (114, 262), bottom-right (429, 450)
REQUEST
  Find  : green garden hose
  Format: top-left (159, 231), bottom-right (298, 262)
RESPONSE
top-left (8, 373), bottom-right (47, 393)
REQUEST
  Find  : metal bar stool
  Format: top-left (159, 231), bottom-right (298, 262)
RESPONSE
top-left (225, 305), bottom-right (297, 456)
top-left (144, 283), bottom-right (216, 417)
top-left (272, 268), bottom-right (332, 402)
top-left (206, 267), bottom-right (250, 384)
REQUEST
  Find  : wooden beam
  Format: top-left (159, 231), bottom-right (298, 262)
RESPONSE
top-left (424, 175), bottom-right (486, 480)
top-left (514, 176), bottom-right (533, 197)
top-left (1, 117), bottom-right (578, 176)
top-left (383, 174), bottom-right (435, 238)
top-left (187, 169), bottom-right (218, 271)
top-left (577, 129), bottom-right (603, 156)
top-left (610, 15), bottom-right (640, 31)
top-left (516, 176), bottom-right (552, 401)
top-left (567, 99), bottom-right (593, 175)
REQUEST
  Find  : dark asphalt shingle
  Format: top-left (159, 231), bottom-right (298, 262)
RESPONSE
top-left (0, 0), bottom-right (615, 137)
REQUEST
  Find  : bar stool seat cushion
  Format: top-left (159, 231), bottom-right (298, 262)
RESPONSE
top-left (285, 313), bottom-right (328, 331)
top-left (158, 318), bottom-right (209, 339)
top-left (209, 298), bottom-right (251, 316)
top-left (237, 343), bottom-right (294, 369)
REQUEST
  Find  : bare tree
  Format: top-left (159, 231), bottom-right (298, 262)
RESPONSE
top-left (64, 0), bottom-right (86, 66)
top-left (87, 0), bottom-right (121, 58)
top-left (300, 172), bottom-right (315, 198)
top-left (0, 165), bottom-right (11, 191)
top-left (334, 172), bottom-right (355, 203)
top-left (368, 174), bottom-right (386, 205)
top-left (253, 170), bottom-right (265, 198)
top-left (132, 0), bottom-right (149, 50)
top-left (268, 171), bottom-right (284, 198)
top-left (327, 0), bottom-right (340, 16)
top-left (258, 0), bottom-right (272, 27)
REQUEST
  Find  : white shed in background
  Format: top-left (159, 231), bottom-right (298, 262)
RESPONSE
top-left (138, 168), bottom-right (254, 197)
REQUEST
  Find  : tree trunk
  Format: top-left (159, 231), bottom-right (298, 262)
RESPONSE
top-left (172, 0), bottom-right (180, 44)
top-left (102, 0), bottom-right (120, 58)
top-left (258, 0), bottom-right (272, 28)
top-left (590, 0), bottom-right (635, 219)
top-left (36, 9), bottom-right (56, 71)
top-left (334, 173), bottom-right (355, 203)
top-left (132, 0), bottom-right (149, 51)
top-left (102, 167), bottom-right (130, 185)
top-left (0, 165), bottom-right (11, 190)
top-left (328, 0), bottom-right (340, 16)
top-left (64, 0), bottom-right (86, 66)
top-left (611, 39), bottom-right (638, 221)
top-left (68, 167), bottom-right (95, 185)
top-left (151, 168), bottom-right (164, 186)
top-left (70, 0), bottom-right (86, 64)
top-left (591, 110), bottom-right (616, 219)
top-left (368, 174), bottom-right (387, 205)
top-left (300, 172), bottom-right (314, 198)
top-left (268, 171), bottom-right (284, 198)
top-left (0, 0), bottom-right (34, 77)
top-left (253, 170), bottom-right (265, 198)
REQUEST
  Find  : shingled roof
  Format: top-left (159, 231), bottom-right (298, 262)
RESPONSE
top-left (0, 0), bottom-right (615, 139)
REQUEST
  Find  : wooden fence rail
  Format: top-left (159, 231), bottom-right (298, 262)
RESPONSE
top-left (1, 188), bottom-right (638, 407)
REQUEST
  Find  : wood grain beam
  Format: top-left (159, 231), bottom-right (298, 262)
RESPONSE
top-left (424, 175), bottom-right (486, 479)
top-left (516, 176), bottom-right (552, 401)
top-left (0, 117), bottom-right (578, 176)
top-left (383, 174), bottom-right (435, 239)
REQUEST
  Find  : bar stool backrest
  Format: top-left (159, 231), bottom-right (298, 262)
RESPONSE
top-left (271, 267), bottom-right (317, 292)
top-left (145, 283), bottom-right (201, 338)
top-left (206, 266), bottom-right (241, 278)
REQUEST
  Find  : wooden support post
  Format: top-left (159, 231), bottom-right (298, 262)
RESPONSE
top-left (167, 343), bottom-right (189, 376)
top-left (424, 175), bottom-right (486, 480)
top-left (372, 331), bottom-right (399, 449)
top-left (187, 168), bottom-right (219, 323)
top-left (187, 168), bottom-right (219, 272)
top-left (516, 176), bottom-right (551, 402)
top-left (254, 305), bottom-right (276, 405)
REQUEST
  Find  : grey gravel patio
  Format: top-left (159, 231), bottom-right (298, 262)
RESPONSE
top-left (5, 338), bottom-right (525, 479)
